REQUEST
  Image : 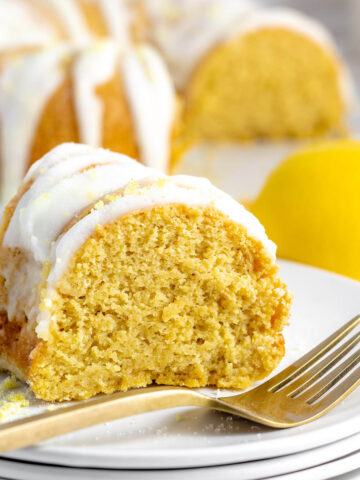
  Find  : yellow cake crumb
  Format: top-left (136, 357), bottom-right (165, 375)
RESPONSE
top-left (182, 29), bottom-right (344, 144)
top-left (0, 375), bottom-right (19, 392)
top-left (27, 204), bottom-right (291, 401)
top-left (0, 392), bottom-right (29, 422)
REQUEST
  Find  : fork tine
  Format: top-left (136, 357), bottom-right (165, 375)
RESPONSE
top-left (299, 349), bottom-right (360, 404)
top-left (264, 314), bottom-right (360, 393)
top-left (318, 363), bottom-right (360, 408)
top-left (284, 330), bottom-right (360, 398)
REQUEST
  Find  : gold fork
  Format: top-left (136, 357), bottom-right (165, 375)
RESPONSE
top-left (0, 315), bottom-right (359, 454)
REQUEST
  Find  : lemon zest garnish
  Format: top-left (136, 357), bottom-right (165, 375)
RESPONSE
top-left (94, 200), bottom-right (104, 210)
top-left (105, 194), bottom-right (119, 202)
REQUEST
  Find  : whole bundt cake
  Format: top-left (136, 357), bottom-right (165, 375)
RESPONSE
top-left (0, 42), bottom-right (176, 203)
top-left (144, 1), bottom-right (353, 147)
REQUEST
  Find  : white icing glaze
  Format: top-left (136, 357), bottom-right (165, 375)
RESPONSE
top-left (6, 162), bottom-right (163, 263)
top-left (71, 42), bottom-right (175, 171)
top-left (0, 46), bottom-right (67, 203)
top-left (0, 43), bottom-right (175, 203)
top-left (0, 0), bottom-right (58, 50)
top-left (0, 0), bottom-right (135, 49)
top-left (73, 41), bottom-right (117, 147)
top-left (25, 142), bottom-right (93, 181)
top-left (235, 8), bottom-right (340, 51)
top-left (145, 0), bottom-right (352, 101)
top-left (144, 0), bottom-right (257, 89)
top-left (98, 0), bottom-right (131, 46)
top-left (1, 144), bottom-right (276, 338)
top-left (40, 0), bottom-right (92, 45)
top-left (5, 151), bottom-right (142, 262)
top-left (121, 45), bottom-right (175, 172)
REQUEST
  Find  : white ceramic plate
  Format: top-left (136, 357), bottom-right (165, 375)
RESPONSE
top-left (174, 130), bottom-right (360, 203)
top-left (0, 433), bottom-right (359, 480)
top-left (174, 141), bottom-right (302, 202)
top-left (2, 260), bottom-right (360, 469)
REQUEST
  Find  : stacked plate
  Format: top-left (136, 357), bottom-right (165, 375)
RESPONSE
top-left (1, 260), bottom-right (359, 480)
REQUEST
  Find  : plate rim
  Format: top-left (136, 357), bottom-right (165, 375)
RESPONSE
top-left (1, 433), bottom-right (360, 479)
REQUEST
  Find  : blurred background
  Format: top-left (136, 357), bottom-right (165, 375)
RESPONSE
top-left (176, 0), bottom-right (360, 202)
top-left (262, 0), bottom-right (360, 88)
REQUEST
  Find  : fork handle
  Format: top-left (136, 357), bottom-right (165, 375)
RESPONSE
top-left (0, 386), bottom-right (214, 454)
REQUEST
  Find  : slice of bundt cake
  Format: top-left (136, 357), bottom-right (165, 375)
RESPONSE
top-left (0, 41), bottom-right (176, 203)
top-left (0, 143), bottom-right (292, 401)
top-left (144, 1), bottom-right (354, 147)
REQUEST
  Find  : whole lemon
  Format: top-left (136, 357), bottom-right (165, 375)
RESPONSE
top-left (251, 140), bottom-right (360, 280)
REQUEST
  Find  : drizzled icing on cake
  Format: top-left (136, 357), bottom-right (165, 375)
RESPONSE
top-left (0, 0), bottom-right (58, 50)
top-left (145, 0), bottom-right (354, 99)
top-left (121, 46), bottom-right (175, 172)
top-left (144, 0), bottom-right (257, 89)
top-left (40, 0), bottom-right (92, 45)
top-left (73, 41), bottom-right (118, 147)
top-left (0, 42), bottom-right (175, 203)
top-left (0, 46), bottom-right (66, 203)
top-left (0, 0), bottom-right (133, 50)
top-left (98, 0), bottom-right (132, 46)
top-left (1, 143), bottom-right (276, 338)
